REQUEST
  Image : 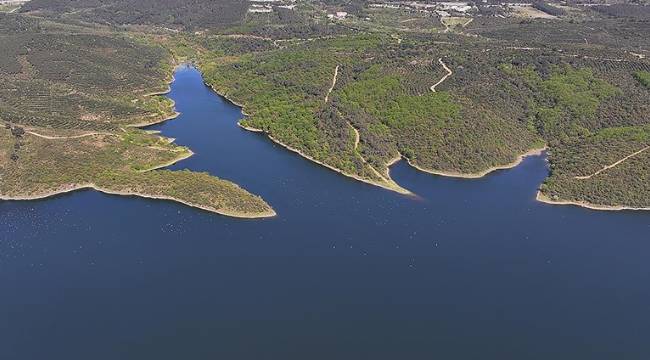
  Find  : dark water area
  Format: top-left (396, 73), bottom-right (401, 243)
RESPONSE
top-left (2, 65), bottom-right (649, 359)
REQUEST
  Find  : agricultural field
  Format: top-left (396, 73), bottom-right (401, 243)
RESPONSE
top-left (19, 0), bottom-right (250, 30)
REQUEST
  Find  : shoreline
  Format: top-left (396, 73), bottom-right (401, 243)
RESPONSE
top-left (237, 124), bottom-right (413, 195)
top-left (142, 86), bottom-right (171, 97)
top-left (127, 110), bottom-right (180, 128)
top-left (0, 184), bottom-right (276, 218)
top-left (203, 82), bottom-right (252, 116)
top-left (128, 63), bottom-right (183, 127)
top-left (137, 149), bottom-right (195, 172)
top-left (403, 146), bottom-right (548, 179)
top-left (140, 60), bottom-right (179, 97)
top-left (535, 191), bottom-right (650, 212)
top-left (384, 154), bottom-right (403, 178)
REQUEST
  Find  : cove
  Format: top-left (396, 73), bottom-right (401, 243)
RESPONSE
top-left (1, 65), bottom-right (649, 359)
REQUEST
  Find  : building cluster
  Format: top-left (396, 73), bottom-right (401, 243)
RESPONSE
top-left (327, 11), bottom-right (349, 20)
top-left (248, 0), bottom-right (296, 14)
top-left (369, 1), bottom-right (475, 16)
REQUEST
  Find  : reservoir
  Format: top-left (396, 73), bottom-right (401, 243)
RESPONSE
top-left (1, 65), bottom-right (649, 359)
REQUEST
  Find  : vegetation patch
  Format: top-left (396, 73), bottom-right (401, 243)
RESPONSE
top-left (506, 64), bottom-right (620, 140)
top-left (634, 71), bottom-right (650, 88)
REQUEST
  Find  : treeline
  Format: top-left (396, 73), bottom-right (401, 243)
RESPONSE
top-left (532, 2), bottom-right (566, 16)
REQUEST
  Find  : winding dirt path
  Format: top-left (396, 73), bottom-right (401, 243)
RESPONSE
top-left (349, 122), bottom-right (360, 151)
top-left (430, 58), bottom-right (452, 92)
top-left (325, 65), bottom-right (339, 103)
top-left (575, 146), bottom-right (650, 180)
top-left (27, 131), bottom-right (114, 140)
top-left (345, 121), bottom-right (396, 186)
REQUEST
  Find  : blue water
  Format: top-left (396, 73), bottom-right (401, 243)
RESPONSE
top-left (2, 66), bottom-right (649, 359)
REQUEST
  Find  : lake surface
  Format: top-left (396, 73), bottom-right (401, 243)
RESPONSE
top-left (2, 65), bottom-right (649, 359)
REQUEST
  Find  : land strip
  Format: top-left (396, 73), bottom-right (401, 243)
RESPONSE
top-left (536, 192), bottom-right (650, 212)
top-left (404, 147), bottom-right (547, 179)
top-left (0, 183), bottom-right (276, 218)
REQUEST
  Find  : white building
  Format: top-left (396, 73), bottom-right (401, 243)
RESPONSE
top-left (327, 11), bottom-right (348, 20)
